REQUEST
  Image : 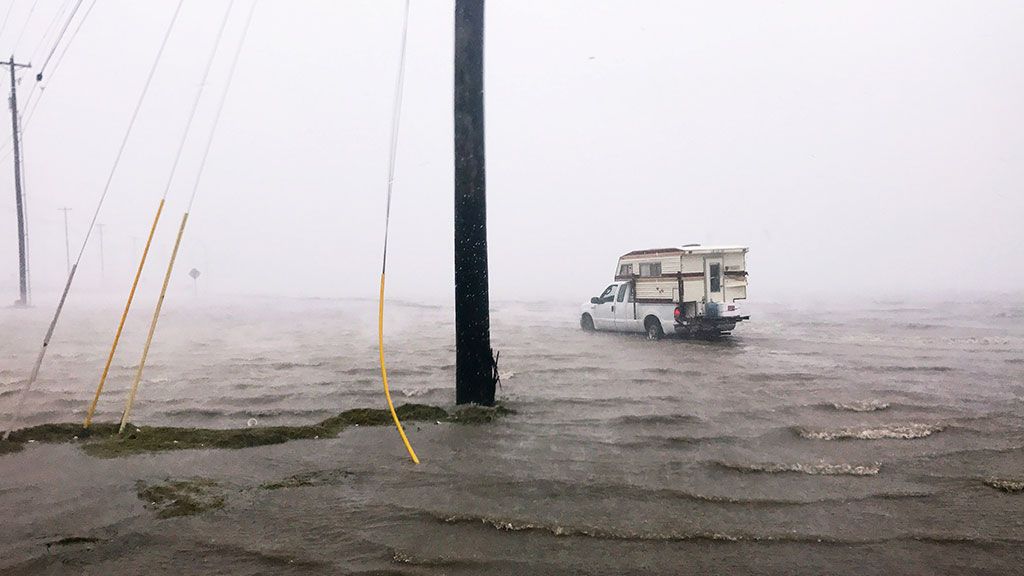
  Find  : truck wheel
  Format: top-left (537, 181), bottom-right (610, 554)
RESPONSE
top-left (644, 317), bottom-right (664, 340)
top-left (580, 314), bottom-right (595, 331)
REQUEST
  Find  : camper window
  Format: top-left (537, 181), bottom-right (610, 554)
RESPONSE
top-left (639, 262), bottom-right (661, 277)
top-left (709, 263), bottom-right (722, 292)
top-left (618, 264), bottom-right (633, 276)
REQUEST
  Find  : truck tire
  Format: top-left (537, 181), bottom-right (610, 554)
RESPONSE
top-left (644, 317), bottom-right (664, 340)
top-left (580, 314), bottom-right (595, 331)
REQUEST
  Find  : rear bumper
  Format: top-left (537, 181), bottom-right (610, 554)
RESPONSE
top-left (674, 315), bottom-right (749, 335)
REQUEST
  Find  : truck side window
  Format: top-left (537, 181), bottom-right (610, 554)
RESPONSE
top-left (709, 263), bottom-right (721, 292)
top-left (599, 285), bottom-right (616, 303)
top-left (617, 283), bottom-right (629, 302)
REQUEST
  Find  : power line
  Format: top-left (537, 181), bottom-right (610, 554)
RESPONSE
top-left (12, 0), bottom-right (40, 53)
top-left (36, 0), bottom-right (84, 81)
top-left (377, 0), bottom-right (419, 463)
top-left (0, 2), bottom-right (16, 46)
top-left (30, 0), bottom-right (73, 65)
top-left (0, 0), bottom-right (95, 162)
top-left (185, 0), bottom-right (257, 212)
top-left (3, 0), bottom-right (186, 441)
top-left (119, 0), bottom-right (260, 434)
top-left (86, 0), bottom-right (238, 429)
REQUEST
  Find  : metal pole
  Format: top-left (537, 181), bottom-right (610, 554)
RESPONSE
top-left (454, 0), bottom-right (496, 405)
top-left (8, 57), bottom-right (30, 307)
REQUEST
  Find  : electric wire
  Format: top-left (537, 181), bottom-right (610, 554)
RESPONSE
top-left (11, 0), bottom-right (95, 146)
top-left (12, 0), bottom-right (39, 53)
top-left (0, 1), bottom-right (16, 47)
top-left (378, 0), bottom-right (419, 464)
top-left (2, 0), bottom-right (186, 441)
top-left (86, 0), bottom-right (237, 428)
top-left (120, 0), bottom-right (258, 433)
top-left (35, 0), bottom-right (82, 80)
top-left (0, 0), bottom-right (94, 164)
top-left (19, 0), bottom-right (72, 117)
top-left (30, 0), bottom-right (73, 67)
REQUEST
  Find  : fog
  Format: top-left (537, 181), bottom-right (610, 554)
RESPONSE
top-left (1, 0), bottom-right (1022, 306)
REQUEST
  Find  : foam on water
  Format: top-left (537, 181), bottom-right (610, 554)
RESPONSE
top-left (796, 423), bottom-right (944, 440)
top-left (717, 461), bottom-right (882, 476)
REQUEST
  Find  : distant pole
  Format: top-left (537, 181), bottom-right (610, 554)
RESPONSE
top-left (97, 223), bottom-right (105, 279)
top-left (7, 56), bottom-right (31, 307)
top-left (454, 0), bottom-right (496, 406)
top-left (59, 207), bottom-right (72, 275)
top-left (189, 268), bottom-right (200, 296)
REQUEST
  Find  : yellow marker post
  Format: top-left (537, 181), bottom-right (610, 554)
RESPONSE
top-left (84, 199), bottom-right (165, 428)
top-left (119, 212), bottom-right (189, 434)
top-left (379, 273), bottom-right (419, 464)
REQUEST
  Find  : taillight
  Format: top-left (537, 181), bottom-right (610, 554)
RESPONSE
top-left (673, 307), bottom-right (682, 320)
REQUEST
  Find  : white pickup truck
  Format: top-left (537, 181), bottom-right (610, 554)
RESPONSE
top-left (580, 246), bottom-right (750, 339)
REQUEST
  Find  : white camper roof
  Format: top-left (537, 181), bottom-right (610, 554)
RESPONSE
top-left (620, 245), bottom-right (748, 259)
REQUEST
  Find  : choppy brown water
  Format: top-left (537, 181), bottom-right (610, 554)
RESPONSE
top-left (2, 296), bottom-right (1023, 575)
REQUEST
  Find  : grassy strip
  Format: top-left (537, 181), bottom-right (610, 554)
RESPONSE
top-left (0, 403), bottom-right (513, 458)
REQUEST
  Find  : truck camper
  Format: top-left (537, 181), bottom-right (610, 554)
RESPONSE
top-left (581, 245), bottom-right (750, 339)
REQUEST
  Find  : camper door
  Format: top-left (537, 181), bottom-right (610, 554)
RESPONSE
top-left (704, 257), bottom-right (724, 303)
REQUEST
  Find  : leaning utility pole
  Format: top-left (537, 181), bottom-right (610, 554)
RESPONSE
top-left (454, 0), bottom-right (497, 405)
top-left (7, 57), bottom-right (30, 307)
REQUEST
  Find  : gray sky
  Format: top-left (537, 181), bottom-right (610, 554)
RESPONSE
top-left (1, 0), bottom-right (1022, 304)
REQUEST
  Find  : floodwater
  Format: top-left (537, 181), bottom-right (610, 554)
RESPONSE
top-left (1, 296), bottom-right (1023, 575)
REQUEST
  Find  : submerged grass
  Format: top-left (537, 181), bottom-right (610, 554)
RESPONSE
top-left (136, 478), bottom-right (226, 518)
top-left (0, 403), bottom-right (512, 458)
top-left (984, 479), bottom-right (1024, 493)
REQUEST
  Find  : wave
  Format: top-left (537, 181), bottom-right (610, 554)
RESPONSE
top-left (829, 401), bottom-right (890, 412)
top-left (747, 372), bottom-right (819, 383)
top-left (641, 367), bottom-right (703, 377)
top-left (715, 461), bottom-right (881, 476)
top-left (270, 361), bottom-right (325, 370)
top-left (867, 365), bottom-right (954, 373)
top-left (898, 323), bottom-right (940, 330)
top-left (609, 414), bottom-right (702, 426)
top-left (522, 365), bottom-right (605, 375)
top-left (431, 513), bottom-right (1011, 546)
top-left (796, 423), bottom-right (943, 440)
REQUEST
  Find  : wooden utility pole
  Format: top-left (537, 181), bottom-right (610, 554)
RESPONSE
top-left (7, 57), bottom-right (30, 307)
top-left (454, 0), bottom-right (497, 405)
top-left (59, 207), bottom-right (72, 275)
top-left (96, 223), bottom-right (105, 279)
